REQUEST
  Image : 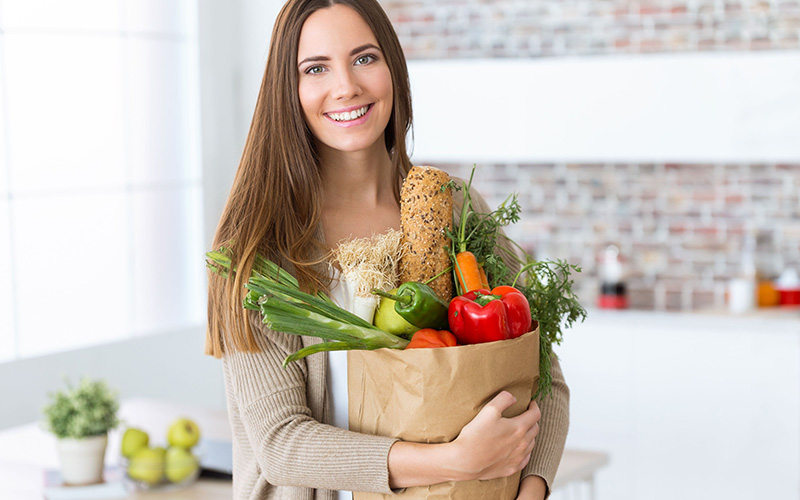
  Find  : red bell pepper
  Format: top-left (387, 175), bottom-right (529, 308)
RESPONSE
top-left (405, 328), bottom-right (458, 349)
top-left (447, 286), bottom-right (532, 345)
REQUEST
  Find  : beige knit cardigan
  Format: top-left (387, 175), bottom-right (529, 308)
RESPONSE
top-left (220, 185), bottom-right (570, 500)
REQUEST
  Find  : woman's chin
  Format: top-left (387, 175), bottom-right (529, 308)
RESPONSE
top-left (319, 134), bottom-right (387, 156)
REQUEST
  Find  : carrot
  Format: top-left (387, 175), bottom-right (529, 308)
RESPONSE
top-left (450, 168), bottom-right (487, 296)
top-left (455, 250), bottom-right (484, 294)
top-left (479, 264), bottom-right (489, 289)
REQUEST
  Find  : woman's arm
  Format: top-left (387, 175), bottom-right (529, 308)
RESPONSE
top-left (516, 474), bottom-right (548, 500)
top-left (224, 312), bottom-right (399, 494)
top-left (388, 392), bottom-right (541, 488)
top-left (226, 319), bottom-right (543, 494)
top-left (520, 354), bottom-right (570, 497)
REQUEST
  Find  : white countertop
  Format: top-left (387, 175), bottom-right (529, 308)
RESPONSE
top-left (572, 307), bottom-right (800, 336)
top-left (0, 398), bottom-right (608, 498)
top-left (557, 305), bottom-right (800, 500)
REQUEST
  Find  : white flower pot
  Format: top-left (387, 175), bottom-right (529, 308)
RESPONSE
top-left (56, 434), bottom-right (108, 485)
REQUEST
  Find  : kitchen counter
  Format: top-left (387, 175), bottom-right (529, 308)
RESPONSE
top-left (577, 306), bottom-right (799, 332)
top-left (554, 307), bottom-right (800, 500)
top-left (0, 398), bottom-right (609, 499)
top-left (0, 398), bottom-right (232, 500)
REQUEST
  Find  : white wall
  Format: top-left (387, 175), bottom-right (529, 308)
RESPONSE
top-left (0, 327), bottom-right (224, 430)
top-left (0, 0), bottom-right (226, 430)
top-left (0, 0), bottom-right (287, 431)
top-left (198, 0), bottom-right (285, 244)
top-left (408, 51), bottom-right (800, 164)
top-left (198, 0), bottom-right (246, 246)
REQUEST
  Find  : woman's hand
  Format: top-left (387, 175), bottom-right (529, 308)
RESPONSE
top-left (448, 391), bottom-right (541, 481)
top-left (387, 391), bottom-right (540, 488)
top-left (516, 474), bottom-right (548, 500)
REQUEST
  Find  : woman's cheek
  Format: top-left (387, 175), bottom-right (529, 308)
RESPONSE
top-left (298, 79), bottom-right (321, 116)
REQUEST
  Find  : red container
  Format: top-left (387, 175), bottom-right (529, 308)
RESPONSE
top-left (778, 288), bottom-right (800, 306)
top-left (598, 282), bottom-right (628, 309)
top-left (598, 294), bottom-right (628, 309)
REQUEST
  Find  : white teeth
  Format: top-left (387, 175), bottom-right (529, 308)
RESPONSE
top-left (329, 105), bottom-right (369, 122)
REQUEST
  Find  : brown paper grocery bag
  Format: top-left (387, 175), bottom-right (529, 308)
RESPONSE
top-left (347, 327), bottom-right (539, 500)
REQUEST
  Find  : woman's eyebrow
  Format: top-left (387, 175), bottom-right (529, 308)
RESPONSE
top-left (298, 43), bottom-right (381, 67)
top-left (349, 43), bottom-right (380, 55)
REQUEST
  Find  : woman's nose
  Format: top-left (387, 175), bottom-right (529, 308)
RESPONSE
top-left (331, 69), bottom-right (361, 100)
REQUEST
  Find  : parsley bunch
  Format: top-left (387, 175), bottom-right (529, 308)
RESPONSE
top-left (510, 259), bottom-right (586, 398)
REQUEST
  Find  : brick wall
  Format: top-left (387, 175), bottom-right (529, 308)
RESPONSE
top-left (382, 0), bottom-right (800, 59)
top-left (439, 162), bottom-right (800, 311)
top-left (382, 1), bottom-right (800, 310)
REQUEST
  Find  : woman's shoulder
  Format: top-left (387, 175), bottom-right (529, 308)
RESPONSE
top-left (224, 308), bottom-right (306, 360)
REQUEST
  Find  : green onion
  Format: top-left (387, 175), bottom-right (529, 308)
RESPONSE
top-left (207, 245), bottom-right (409, 366)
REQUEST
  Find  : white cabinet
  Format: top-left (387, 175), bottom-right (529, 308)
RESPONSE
top-left (557, 310), bottom-right (800, 500)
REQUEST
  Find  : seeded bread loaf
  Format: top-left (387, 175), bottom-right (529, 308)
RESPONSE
top-left (398, 165), bottom-right (455, 302)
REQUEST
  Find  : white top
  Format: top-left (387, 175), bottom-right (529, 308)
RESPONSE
top-left (326, 270), bottom-right (352, 499)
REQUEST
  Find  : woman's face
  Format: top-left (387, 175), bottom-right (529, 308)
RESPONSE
top-left (297, 4), bottom-right (393, 156)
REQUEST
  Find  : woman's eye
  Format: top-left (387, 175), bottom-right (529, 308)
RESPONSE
top-left (355, 54), bottom-right (376, 65)
top-left (306, 65), bottom-right (324, 74)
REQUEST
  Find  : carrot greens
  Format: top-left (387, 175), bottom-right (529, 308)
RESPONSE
top-left (445, 166), bottom-right (586, 398)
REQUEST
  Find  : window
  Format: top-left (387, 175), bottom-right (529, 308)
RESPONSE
top-left (0, 0), bottom-right (204, 360)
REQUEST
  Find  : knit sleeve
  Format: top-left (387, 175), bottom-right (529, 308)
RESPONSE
top-left (521, 354), bottom-right (570, 498)
top-left (223, 310), bottom-right (399, 494)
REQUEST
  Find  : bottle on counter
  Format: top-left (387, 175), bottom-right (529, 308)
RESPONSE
top-left (775, 269), bottom-right (800, 307)
top-left (598, 244), bottom-right (628, 309)
top-left (754, 230), bottom-right (781, 308)
top-left (728, 235), bottom-right (756, 314)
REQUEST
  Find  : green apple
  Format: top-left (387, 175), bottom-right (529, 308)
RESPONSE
top-left (127, 447), bottom-right (165, 485)
top-left (165, 446), bottom-right (199, 483)
top-left (373, 289), bottom-right (417, 337)
top-left (167, 418), bottom-right (201, 449)
top-left (121, 427), bottom-right (149, 458)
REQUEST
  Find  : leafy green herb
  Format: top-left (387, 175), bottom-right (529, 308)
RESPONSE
top-left (445, 167), bottom-right (522, 293)
top-left (448, 166), bottom-right (587, 399)
top-left (511, 259), bottom-right (586, 398)
top-left (42, 377), bottom-right (120, 439)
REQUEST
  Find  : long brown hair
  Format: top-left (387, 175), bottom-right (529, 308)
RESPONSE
top-left (206, 0), bottom-right (413, 357)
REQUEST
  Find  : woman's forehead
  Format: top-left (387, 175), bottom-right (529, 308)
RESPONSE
top-left (297, 5), bottom-right (380, 61)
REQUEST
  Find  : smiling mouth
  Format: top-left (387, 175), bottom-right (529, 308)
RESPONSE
top-left (325, 104), bottom-right (372, 122)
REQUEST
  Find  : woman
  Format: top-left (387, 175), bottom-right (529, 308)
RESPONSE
top-left (206, 1), bottom-right (569, 499)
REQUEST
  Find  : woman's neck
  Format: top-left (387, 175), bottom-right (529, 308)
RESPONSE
top-left (318, 142), bottom-right (395, 209)
top-left (317, 141), bottom-right (401, 245)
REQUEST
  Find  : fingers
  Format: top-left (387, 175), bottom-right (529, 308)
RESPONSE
top-left (509, 400), bottom-right (541, 431)
top-left (483, 390), bottom-right (518, 417)
top-left (456, 393), bottom-right (541, 482)
top-left (523, 423), bottom-right (539, 452)
top-left (516, 451), bottom-right (533, 472)
top-left (514, 422), bottom-right (538, 472)
top-left (521, 413), bottom-right (539, 452)
top-left (528, 400), bottom-right (541, 420)
top-left (516, 404), bottom-right (540, 468)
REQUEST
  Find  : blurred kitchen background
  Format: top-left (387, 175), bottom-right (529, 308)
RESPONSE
top-left (0, 0), bottom-right (798, 499)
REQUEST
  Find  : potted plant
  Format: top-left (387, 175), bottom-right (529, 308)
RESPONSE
top-left (42, 377), bottom-right (120, 485)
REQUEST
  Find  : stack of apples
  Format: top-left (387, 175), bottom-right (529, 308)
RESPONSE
top-left (121, 418), bottom-right (201, 487)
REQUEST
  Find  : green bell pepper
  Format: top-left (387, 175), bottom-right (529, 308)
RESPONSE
top-left (372, 282), bottom-right (450, 331)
